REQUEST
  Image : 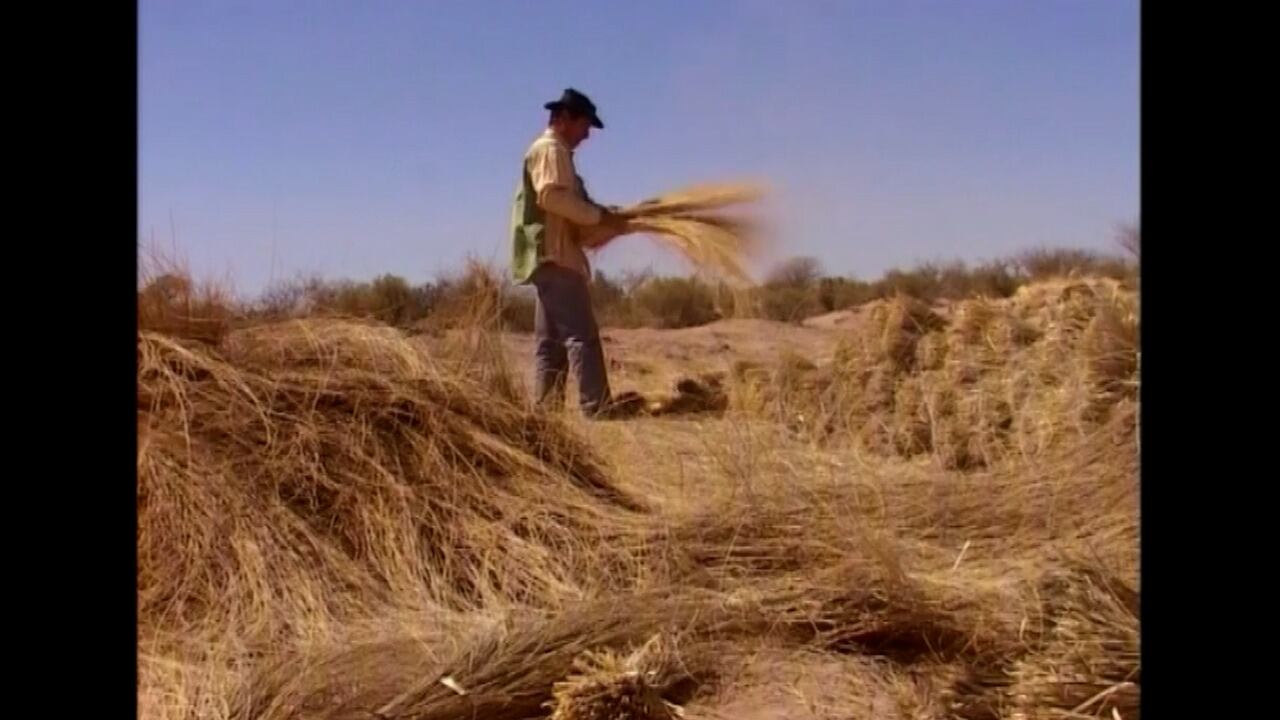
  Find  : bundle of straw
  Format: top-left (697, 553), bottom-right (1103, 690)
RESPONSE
top-left (616, 182), bottom-right (765, 285)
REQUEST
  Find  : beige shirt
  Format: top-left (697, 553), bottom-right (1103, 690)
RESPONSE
top-left (525, 129), bottom-right (610, 278)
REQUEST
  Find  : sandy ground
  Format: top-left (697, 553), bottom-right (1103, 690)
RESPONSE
top-left (495, 318), bottom-right (851, 399)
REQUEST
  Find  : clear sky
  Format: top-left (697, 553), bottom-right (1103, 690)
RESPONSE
top-left (139, 0), bottom-right (1139, 295)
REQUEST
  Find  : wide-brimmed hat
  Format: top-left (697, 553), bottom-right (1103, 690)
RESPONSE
top-left (544, 88), bottom-right (604, 129)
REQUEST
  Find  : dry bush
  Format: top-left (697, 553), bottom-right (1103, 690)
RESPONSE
top-left (1016, 247), bottom-right (1133, 282)
top-left (765, 256), bottom-right (823, 287)
top-left (253, 274), bottom-right (429, 326)
top-left (628, 276), bottom-right (721, 328)
top-left (758, 283), bottom-right (823, 323)
top-left (420, 259), bottom-right (539, 334)
top-left (251, 265), bottom-right (537, 333)
top-left (1117, 222), bottom-right (1140, 260)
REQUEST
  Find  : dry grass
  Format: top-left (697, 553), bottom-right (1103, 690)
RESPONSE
top-left (618, 183), bottom-right (766, 285)
top-left (731, 277), bottom-right (1138, 471)
top-left (138, 247), bottom-right (237, 345)
top-left (549, 634), bottom-right (691, 720)
top-left (620, 183), bottom-right (766, 219)
top-left (137, 267), bottom-right (1138, 720)
top-left (138, 323), bottom-right (647, 633)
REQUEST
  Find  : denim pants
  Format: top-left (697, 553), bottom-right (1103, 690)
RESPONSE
top-left (530, 263), bottom-right (611, 414)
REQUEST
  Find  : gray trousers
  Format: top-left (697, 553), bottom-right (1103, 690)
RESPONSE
top-left (530, 263), bottom-right (611, 414)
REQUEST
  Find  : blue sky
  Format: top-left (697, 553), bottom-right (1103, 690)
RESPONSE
top-left (139, 0), bottom-right (1139, 295)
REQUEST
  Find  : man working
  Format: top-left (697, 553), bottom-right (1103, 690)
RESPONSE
top-left (510, 88), bottom-right (631, 417)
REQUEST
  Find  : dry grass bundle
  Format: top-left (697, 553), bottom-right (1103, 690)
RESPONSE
top-left (876, 295), bottom-right (948, 370)
top-left (623, 216), bottom-right (760, 287)
top-left (234, 593), bottom-right (736, 720)
top-left (736, 277), bottom-right (1139, 470)
top-left (915, 331), bottom-right (949, 371)
top-left (222, 621), bottom-right (458, 720)
top-left (223, 316), bottom-right (431, 374)
top-left (892, 376), bottom-right (931, 455)
top-left (620, 183), bottom-right (765, 218)
top-left (722, 296), bottom-right (951, 448)
top-left (1007, 567), bottom-right (1139, 719)
top-left (683, 647), bottom-right (915, 720)
top-left (138, 319), bottom-right (651, 650)
top-left (137, 244), bottom-right (240, 345)
top-left (617, 183), bottom-right (766, 285)
top-left (138, 268), bottom-right (236, 345)
top-left (1079, 290), bottom-right (1139, 422)
top-left (549, 634), bottom-right (689, 720)
top-left (726, 353), bottom-right (845, 438)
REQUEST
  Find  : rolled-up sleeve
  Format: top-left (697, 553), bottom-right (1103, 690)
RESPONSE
top-left (528, 142), bottom-right (603, 226)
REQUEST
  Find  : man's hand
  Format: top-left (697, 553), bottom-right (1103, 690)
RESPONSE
top-left (598, 206), bottom-right (630, 234)
top-left (580, 206), bottom-right (629, 250)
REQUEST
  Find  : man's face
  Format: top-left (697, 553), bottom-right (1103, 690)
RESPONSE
top-left (559, 114), bottom-right (592, 149)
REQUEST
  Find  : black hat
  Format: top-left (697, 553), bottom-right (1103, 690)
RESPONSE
top-left (544, 88), bottom-right (604, 129)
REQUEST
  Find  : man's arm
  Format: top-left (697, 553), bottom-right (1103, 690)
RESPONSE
top-left (579, 222), bottom-right (625, 249)
top-left (528, 142), bottom-right (604, 226)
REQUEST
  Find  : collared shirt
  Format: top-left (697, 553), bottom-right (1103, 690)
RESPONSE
top-left (511, 129), bottom-right (604, 282)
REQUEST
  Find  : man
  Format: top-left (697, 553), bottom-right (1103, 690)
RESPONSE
top-left (510, 88), bottom-right (630, 417)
